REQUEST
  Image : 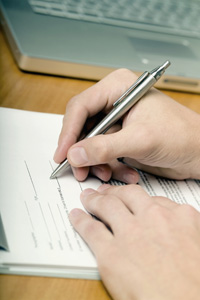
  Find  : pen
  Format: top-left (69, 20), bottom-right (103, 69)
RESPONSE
top-left (50, 60), bottom-right (171, 179)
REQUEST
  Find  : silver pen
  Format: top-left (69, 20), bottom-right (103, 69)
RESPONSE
top-left (50, 60), bottom-right (171, 179)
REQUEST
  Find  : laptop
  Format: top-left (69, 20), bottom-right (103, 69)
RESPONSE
top-left (0, 0), bottom-right (200, 93)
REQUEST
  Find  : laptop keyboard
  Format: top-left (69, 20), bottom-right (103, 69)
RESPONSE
top-left (28, 0), bottom-right (200, 37)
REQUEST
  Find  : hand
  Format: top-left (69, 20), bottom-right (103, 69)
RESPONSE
top-left (54, 69), bottom-right (140, 183)
top-left (54, 69), bottom-right (200, 181)
top-left (69, 184), bottom-right (200, 300)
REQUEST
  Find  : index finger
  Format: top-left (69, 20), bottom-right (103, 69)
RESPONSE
top-left (54, 69), bottom-right (137, 163)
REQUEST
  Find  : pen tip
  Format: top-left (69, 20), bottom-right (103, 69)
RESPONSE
top-left (50, 171), bottom-right (57, 179)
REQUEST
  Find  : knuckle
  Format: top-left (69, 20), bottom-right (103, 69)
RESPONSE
top-left (66, 94), bottom-right (88, 116)
top-left (122, 184), bottom-right (145, 195)
top-left (104, 69), bottom-right (138, 92)
top-left (148, 203), bottom-right (167, 217)
top-left (65, 95), bottom-right (79, 110)
top-left (99, 194), bottom-right (119, 209)
top-left (112, 68), bottom-right (137, 80)
top-left (177, 204), bottom-right (198, 217)
top-left (89, 194), bottom-right (121, 218)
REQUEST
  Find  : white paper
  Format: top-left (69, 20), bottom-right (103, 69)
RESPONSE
top-left (0, 107), bottom-right (200, 279)
top-left (138, 171), bottom-right (200, 212)
top-left (0, 108), bottom-right (101, 278)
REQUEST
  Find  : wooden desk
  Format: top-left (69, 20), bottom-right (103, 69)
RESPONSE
top-left (1, 27), bottom-right (200, 300)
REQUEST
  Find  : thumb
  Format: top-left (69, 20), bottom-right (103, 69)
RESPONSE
top-left (67, 129), bottom-right (132, 167)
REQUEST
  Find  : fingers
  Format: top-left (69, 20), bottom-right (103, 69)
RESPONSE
top-left (71, 157), bottom-right (139, 183)
top-left (71, 166), bottom-right (90, 182)
top-left (69, 208), bottom-right (112, 254)
top-left (70, 184), bottom-right (178, 250)
top-left (105, 159), bottom-right (139, 183)
top-left (97, 184), bottom-right (152, 214)
top-left (98, 184), bottom-right (178, 210)
top-left (67, 128), bottom-right (131, 167)
top-left (79, 188), bottom-right (133, 235)
top-left (54, 69), bottom-right (137, 163)
top-left (66, 119), bottom-right (159, 168)
top-left (53, 100), bottom-right (89, 163)
top-left (71, 164), bottom-right (113, 182)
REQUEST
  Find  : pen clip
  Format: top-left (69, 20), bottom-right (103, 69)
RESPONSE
top-left (113, 71), bottom-right (149, 107)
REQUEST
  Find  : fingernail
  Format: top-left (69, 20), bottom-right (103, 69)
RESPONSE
top-left (122, 171), bottom-right (139, 184)
top-left (68, 147), bottom-right (88, 166)
top-left (69, 208), bottom-right (82, 218)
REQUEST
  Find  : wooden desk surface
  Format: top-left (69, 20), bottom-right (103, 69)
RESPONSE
top-left (1, 27), bottom-right (200, 300)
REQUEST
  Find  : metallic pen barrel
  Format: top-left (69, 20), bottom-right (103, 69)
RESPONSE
top-left (50, 159), bottom-right (70, 179)
top-left (50, 60), bottom-right (170, 179)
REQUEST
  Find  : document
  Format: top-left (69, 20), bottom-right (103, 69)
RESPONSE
top-left (0, 107), bottom-right (200, 279)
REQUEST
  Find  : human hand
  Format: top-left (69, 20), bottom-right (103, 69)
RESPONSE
top-left (54, 69), bottom-right (200, 181)
top-left (69, 184), bottom-right (200, 300)
top-left (54, 69), bottom-right (140, 183)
